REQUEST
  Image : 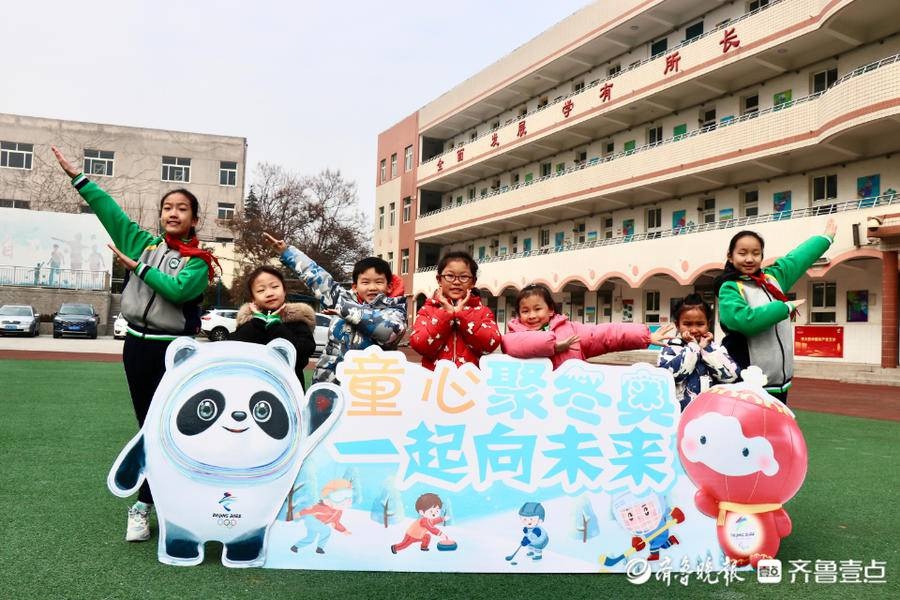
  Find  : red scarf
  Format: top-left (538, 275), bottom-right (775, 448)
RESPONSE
top-left (748, 272), bottom-right (796, 318)
top-left (165, 234), bottom-right (221, 282)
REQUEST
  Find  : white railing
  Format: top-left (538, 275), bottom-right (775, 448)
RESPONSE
top-left (0, 265), bottom-right (110, 290)
top-left (420, 0), bottom-right (785, 165)
top-left (415, 192), bottom-right (897, 272)
top-left (419, 51), bottom-right (899, 219)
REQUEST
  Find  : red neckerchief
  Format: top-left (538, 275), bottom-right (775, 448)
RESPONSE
top-left (164, 234), bottom-right (221, 282)
top-left (748, 271), bottom-right (796, 318)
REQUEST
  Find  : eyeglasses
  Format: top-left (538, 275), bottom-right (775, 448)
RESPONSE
top-left (439, 273), bottom-right (473, 283)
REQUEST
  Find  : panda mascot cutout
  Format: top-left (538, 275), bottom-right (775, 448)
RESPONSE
top-left (107, 337), bottom-right (342, 567)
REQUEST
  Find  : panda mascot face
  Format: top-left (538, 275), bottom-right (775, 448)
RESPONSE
top-left (165, 364), bottom-right (297, 473)
top-left (107, 337), bottom-right (344, 568)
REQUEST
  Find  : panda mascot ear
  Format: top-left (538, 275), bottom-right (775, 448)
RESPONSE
top-left (267, 338), bottom-right (297, 369)
top-left (165, 337), bottom-right (201, 371)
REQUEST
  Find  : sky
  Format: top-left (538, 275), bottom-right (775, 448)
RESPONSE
top-left (2, 0), bottom-right (590, 222)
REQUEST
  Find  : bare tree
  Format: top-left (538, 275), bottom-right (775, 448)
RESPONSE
top-left (232, 163), bottom-right (371, 304)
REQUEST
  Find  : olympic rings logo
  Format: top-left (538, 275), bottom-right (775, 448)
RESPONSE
top-left (217, 517), bottom-right (239, 528)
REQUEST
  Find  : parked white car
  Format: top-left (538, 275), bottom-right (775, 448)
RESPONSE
top-left (113, 313), bottom-right (128, 339)
top-left (314, 313), bottom-right (330, 354)
top-left (0, 304), bottom-right (40, 336)
top-left (201, 308), bottom-right (238, 341)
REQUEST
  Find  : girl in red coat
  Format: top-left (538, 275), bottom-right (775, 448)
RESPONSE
top-left (502, 284), bottom-right (674, 369)
top-left (410, 251), bottom-right (502, 369)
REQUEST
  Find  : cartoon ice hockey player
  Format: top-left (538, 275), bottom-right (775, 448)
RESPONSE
top-left (390, 492), bottom-right (449, 553)
top-left (611, 491), bottom-right (684, 562)
top-left (677, 367), bottom-right (808, 568)
top-left (290, 478), bottom-right (353, 555)
top-left (518, 502), bottom-right (549, 561)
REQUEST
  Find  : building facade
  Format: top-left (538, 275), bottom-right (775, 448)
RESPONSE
top-left (376, 0), bottom-right (900, 368)
top-left (0, 112), bottom-right (247, 287)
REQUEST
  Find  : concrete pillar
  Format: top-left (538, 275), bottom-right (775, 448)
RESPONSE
top-left (882, 250), bottom-right (899, 368)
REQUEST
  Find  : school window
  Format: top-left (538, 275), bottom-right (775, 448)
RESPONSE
top-left (480, 188), bottom-right (488, 197)
top-left (478, 246), bottom-right (486, 259)
top-left (390, 153), bottom-right (397, 178)
top-left (650, 37), bottom-right (668, 57)
top-left (575, 150), bottom-right (587, 165)
top-left (605, 141), bottom-right (615, 155)
top-left (378, 206), bottom-right (384, 229)
top-left (537, 97), bottom-right (548, 109)
top-left (748, 0), bottom-right (770, 10)
top-left (511, 173), bottom-right (520, 186)
top-left (0, 198), bottom-right (30, 209)
top-left (511, 235), bottom-right (518, 254)
top-left (812, 174), bottom-right (838, 201)
top-left (404, 145), bottom-right (413, 171)
top-left (0, 141), bottom-right (33, 170)
top-left (540, 229), bottom-right (550, 247)
top-left (387, 251), bottom-right (394, 271)
top-left (218, 161), bottom-right (237, 186)
top-left (608, 64), bottom-right (621, 76)
top-left (684, 21), bottom-right (704, 41)
top-left (603, 217), bottom-right (614, 239)
top-left (380, 159), bottom-right (386, 183)
top-left (810, 282), bottom-right (837, 323)
top-left (456, 196), bottom-right (463, 206)
top-left (645, 291), bottom-right (661, 323)
top-left (468, 187), bottom-right (476, 200)
top-left (161, 156), bottom-right (191, 182)
top-left (518, 106), bottom-right (528, 118)
top-left (743, 190), bottom-right (759, 217)
top-left (700, 108), bottom-right (717, 129)
top-left (540, 162), bottom-right (552, 177)
top-left (701, 198), bottom-right (716, 223)
top-left (84, 149), bottom-right (115, 177)
top-left (574, 222), bottom-right (586, 243)
top-left (556, 163), bottom-right (565, 175)
top-left (402, 197), bottom-right (412, 223)
top-left (573, 80), bottom-right (584, 94)
top-left (646, 207), bottom-right (662, 231)
top-left (741, 94), bottom-right (759, 116)
top-left (523, 238), bottom-right (532, 252)
top-left (400, 249), bottom-right (409, 275)
top-left (217, 202), bottom-right (235, 220)
top-left (647, 126), bottom-right (663, 145)
top-left (554, 232), bottom-right (565, 249)
top-left (470, 131), bottom-right (478, 141)
top-left (389, 202), bottom-right (395, 226)
top-left (491, 120), bottom-right (500, 130)
top-left (812, 68), bottom-right (838, 94)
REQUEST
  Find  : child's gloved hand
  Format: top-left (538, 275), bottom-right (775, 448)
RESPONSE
top-left (522, 527), bottom-right (529, 534)
top-left (521, 537), bottom-right (530, 546)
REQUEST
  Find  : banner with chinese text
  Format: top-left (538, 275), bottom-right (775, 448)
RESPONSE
top-left (794, 326), bottom-right (843, 358)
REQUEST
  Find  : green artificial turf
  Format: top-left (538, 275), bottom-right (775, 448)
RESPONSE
top-left (0, 359), bottom-right (896, 600)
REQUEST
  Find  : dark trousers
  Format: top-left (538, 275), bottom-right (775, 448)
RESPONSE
top-left (122, 335), bottom-right (172, 505)
top-left (769, 390), bottom-right (789, 405)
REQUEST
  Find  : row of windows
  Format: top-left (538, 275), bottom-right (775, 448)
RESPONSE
top-left (0, 142), bottom-right (240, 186)
top-left (380, 145), bottom-right (415, 183)
top-left (1, 194), bottom-right (237, 221)
top-left (377, 197), bottom-right (414, 229)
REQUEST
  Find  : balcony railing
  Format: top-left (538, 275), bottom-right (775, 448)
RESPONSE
top-left (0, 265), bottom-right (110, 291)
top-left (416, 192), bottom-right (898, 273)
top-left (419, 51), bottom-right (900, 219)
top-left (420, 0), bottom-right (787, 164)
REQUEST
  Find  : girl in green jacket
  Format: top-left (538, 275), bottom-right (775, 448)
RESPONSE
top-left (714, 218), bottom-right (836, 403)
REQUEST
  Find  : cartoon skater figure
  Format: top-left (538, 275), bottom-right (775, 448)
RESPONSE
top-left (390, 493), bottom-right (448, 553)
top-left (610, 491), bottom-right (684, 563)
top-left (291, 479), bottom-right (353, 554)
top-left (518, 502), bottom-right (549, 561)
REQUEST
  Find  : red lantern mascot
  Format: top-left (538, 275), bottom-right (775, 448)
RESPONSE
top-left (676, 367), bottom-right (807, 568)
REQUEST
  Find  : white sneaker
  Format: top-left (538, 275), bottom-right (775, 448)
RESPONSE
top-left (126, 506), bottom-right (150, 542)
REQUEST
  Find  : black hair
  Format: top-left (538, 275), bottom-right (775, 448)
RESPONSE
top-left (726, 230), bottom-right (765, 258)
top-left (672, 293), bottom-right (713, 324)
top-left (436, 251), bottom-right (478, 281)
top-left (160, 188), bottom-right (200, 237)
top-left (246, 265), bottom-right (285, 296)
top-left (353, 256), bottom-right (392, 283)
top-left (516, 284), bottom-right (556, 314)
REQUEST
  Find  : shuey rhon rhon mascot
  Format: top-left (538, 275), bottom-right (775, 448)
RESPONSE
top-left (108, 337), bottom-right (343, 567)
top-left (677, 367), bottom-right (808, 568)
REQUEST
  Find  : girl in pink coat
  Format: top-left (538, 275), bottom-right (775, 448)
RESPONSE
top-left (502, 284), bottom-right (675, 369)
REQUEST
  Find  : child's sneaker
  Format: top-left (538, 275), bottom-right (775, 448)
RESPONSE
top-left (126, 506), bottom-right (150, 542)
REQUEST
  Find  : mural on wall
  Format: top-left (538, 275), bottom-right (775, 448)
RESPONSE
top-left (672, 210), bottom-right (686, 232)
top-left (773, 191), bottom-right (792, 219)
top-left (622, 220), bottom-right (635, 238)
top-left (846, 291), bottom-right (869, 322)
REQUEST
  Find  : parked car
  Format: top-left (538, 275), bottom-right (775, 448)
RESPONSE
top-left (53, 303), bottom-right (99, 339)
top-left (201, 308), bottom-right (238, 341)
top-left (314, 312), bottom-right (330, 354)
top-left (113, 313), bottom-right (127, 339)
top-left (0, 304), bottom-right (40, 336)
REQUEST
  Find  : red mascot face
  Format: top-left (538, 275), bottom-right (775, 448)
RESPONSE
top-left (677, 386), bottom-right (807, 505)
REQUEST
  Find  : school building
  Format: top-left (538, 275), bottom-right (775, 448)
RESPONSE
top-left (375, 0), bottom-right (900, 370)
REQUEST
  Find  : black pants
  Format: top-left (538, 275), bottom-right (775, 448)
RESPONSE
top-left (769, 389), bottom-right (789, 405)
top-left (122, 335), bottom-right (172, 505)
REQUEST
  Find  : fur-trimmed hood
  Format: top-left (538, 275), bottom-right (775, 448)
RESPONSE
top-left (236, 302), bottom-right (316, 330)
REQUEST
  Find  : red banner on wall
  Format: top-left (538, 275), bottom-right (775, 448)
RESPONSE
top-left (795, 326), bottom-right (843, 358)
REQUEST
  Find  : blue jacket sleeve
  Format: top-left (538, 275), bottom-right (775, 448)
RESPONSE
top-left (280, 246), bottom-right (351, 309)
